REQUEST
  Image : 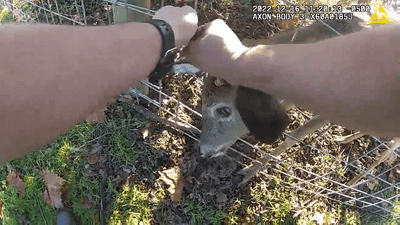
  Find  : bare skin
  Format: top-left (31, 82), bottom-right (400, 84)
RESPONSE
top-left (0, 23), bottom-right (161, 164)
top-left (185, 19), bottom-right (400, 137)
top-left (0, 6), bottom-right (197, 164)
top-left (1, 8), bottom-right (398, 163)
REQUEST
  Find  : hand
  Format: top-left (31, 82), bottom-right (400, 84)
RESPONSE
top-left (183, 19), bottom-right (248, 76)
top-left (153, 5), bottom-right (198, 48)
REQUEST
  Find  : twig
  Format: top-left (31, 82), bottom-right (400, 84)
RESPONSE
top-left (130, 103), bottom-right (200, 134)
top-left (334, 132), bottom-right (366, 144)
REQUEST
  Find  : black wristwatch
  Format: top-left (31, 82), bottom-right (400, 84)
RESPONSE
top-left (145, 19), bottom-right (176, 81)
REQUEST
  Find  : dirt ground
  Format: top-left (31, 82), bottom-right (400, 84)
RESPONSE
top-left (91, 0), bottom-right (399, 224)
top-left (11, 0), bottom-right (397, 223)
top-left (83, 2), bottom-right (398, 224)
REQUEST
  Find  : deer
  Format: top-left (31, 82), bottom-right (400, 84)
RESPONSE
top-left (198, 11), bottom-right (379, 183)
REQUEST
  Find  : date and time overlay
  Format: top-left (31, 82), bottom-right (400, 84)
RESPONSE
top-left (252, 4), bottom-right (390, 22)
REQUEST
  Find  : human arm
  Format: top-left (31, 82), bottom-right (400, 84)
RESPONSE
top-left (185, 19), bottom-right (400, 137)
top-left (0, 6), bottom-right (197, 164)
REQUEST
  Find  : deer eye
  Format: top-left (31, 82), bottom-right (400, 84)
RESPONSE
top-left (216, 106), bottom-right (231, 118)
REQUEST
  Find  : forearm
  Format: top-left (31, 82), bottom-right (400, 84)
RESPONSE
top-left (230, 25), bottom-right (400, 136)
top-left (0, 23), bottom-right (162, 163)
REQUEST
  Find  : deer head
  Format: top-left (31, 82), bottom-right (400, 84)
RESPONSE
top-left (199, 75), bottom-right (289, 157)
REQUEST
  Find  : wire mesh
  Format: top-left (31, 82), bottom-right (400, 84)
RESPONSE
top-left (1, 0), bottom-right (399, 222)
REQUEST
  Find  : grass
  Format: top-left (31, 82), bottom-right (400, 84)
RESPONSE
top-left (0, 71), bottom-right (396, 225)
top-left (0, 122), bottom-right (100, 224)
top-left (0, 7), bottom-right (13, 24)
top-left (250, 178), bottom-right (296, 225)
top-left (0, 0), bottom-right (36, 24)
top-left (110, 130), bottom-right (139, 166)
top-left (181, 197), bottom-right (226, 225)
top-left (108, 183), bottom-right (155, 225)
top-left (0, 99), bottom-right (155, 224)
top-left (0, 0), bottom-right (398, 223)
top-left (360, 199), bottom-right (400, 225)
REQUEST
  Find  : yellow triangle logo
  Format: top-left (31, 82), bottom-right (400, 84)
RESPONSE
top-left (368, 5), bottom-right (391, 24)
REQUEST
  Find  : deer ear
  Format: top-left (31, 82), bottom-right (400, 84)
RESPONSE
top-left (235, 86), bottom-right (289, 144)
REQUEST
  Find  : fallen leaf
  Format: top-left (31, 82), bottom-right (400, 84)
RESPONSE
top-left (120, 94), bottom-right (134, 105)
top-left (385, 152), bottom-right (397, 165)
top-left (388, 170), bottom-right (396, 184)
top-left (114, 108), bottom-right (124, 117)
top-left (7, 170), bottom-right (25, 198)
top-left (373, 150), bottom-right (381, 157)
top-left (172, 172), bottom-right (184, 202)
top-left (312, 212), bottom-right (325, 225)
top-left (87, 153), bottom-right (100, 165)
top-left (157, 167), bottom-right (184, 202)
top-left (142, 129), bottom-right (149, 140)
top-left (81, 195), bottom-right (94, 209)
top-left (367, 179), bottom-right (379, 191)
top-left (85, 107), bottom-right (107, 124)
top-left (42, 169), bottom-right (64, 209)
top-left (216, 193), bottom-right (228, 203)
top-left (142, 123), bottom-right (152, 140)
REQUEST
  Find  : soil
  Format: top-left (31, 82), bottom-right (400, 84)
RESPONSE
top-left (70, 0), bottom-right (398, 223)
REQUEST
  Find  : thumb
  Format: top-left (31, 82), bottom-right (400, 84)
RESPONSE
top-left (189, 23), bottom-right (208, 42)
top-left (181, 23), bottom-right (208, 58)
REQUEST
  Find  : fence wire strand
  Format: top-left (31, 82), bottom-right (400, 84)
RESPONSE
top-left (1, 0), bottom-right (398, 221)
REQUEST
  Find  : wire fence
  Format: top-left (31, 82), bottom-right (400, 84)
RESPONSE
top-left (1, 0), bottom-right (399, 222)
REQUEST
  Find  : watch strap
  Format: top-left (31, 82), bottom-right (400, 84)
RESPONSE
top-left (145, 19), bottom-right (177, 81)
top-left (145, 19), bottom-right (175, 58)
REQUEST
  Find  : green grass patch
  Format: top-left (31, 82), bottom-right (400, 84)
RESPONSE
top-left (181, 197), bottom-right (227, 225)
top-left (0, 122), bottom-right (99, 224)
top-left (0, 7), bottom-right (13, 24)
top-left (360, 199), bottom-right (400, 225)
top-left (110, 131), bottom-right (139, 166)
top-left (108, 183), bottom-right (156, 225)
top-left (249, 177), bottom-right (296, 224)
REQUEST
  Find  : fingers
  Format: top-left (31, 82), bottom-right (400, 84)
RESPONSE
top-left (188, 19), bottom-right (218, 42)
top-left (190, 24), bottom-right (207, 42)
top-left (181, 5), bottom-right (197, 14)
top-left (182, 20), bottom-right (217, 59)
top-left (181, 24), bottom-right (206, 59)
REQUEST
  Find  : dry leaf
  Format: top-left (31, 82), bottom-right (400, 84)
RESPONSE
top-left (312, 213), bottom-right (325, 225)
top-left (157, 167), bottom-right (184, 202)
top-left (7, 170), bottom-right (25, 198)
top-left (385, 152), bottom-right (397, 165)
top-left (85, 107), bottom-right (107, 124)
top-left (81, 195), bottom-right (94, 209)
top-left (87, 153), bottom-right (100, 165)
top-left (142, 123), bottom-right (152, 140)
top-left (120, 94), bottom-right (134, 105)
top-left (216, 193), bottom-right (228, 203)
top-left (42, 169), bottom-right (64, 209)
top-left (367, 179), bottom-right (379, 191)
top-left (388, 170), bottom-right (396, 184)
top-left (114, 108), bottom-right (124, 117)
top-left (172, 172), bottom-right (184, 202)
